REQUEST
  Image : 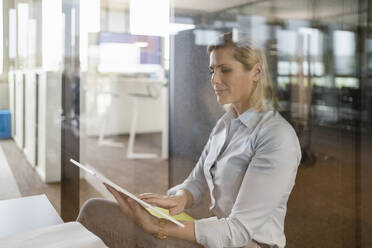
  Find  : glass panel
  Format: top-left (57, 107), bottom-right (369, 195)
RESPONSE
top-left (79, 0), bottom-right (170, 221)
top-left (0, 0), bottom-right (63, 215)
top-left (0, 0), bottom-right (371, 247)
top-left (169, 0), bottom-right (371, 247)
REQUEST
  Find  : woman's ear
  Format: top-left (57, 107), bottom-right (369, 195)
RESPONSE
top-left (253, 63), bottom-right (263, 81)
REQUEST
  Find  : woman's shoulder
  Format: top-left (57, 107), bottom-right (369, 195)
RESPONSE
top-left (267, 111), bottom-right (296, 132)
top-left (255, 111), bottom-right (299, 146)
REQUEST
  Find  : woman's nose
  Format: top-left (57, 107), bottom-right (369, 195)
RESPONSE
top-left (211, 72), bottom-right (220, 85)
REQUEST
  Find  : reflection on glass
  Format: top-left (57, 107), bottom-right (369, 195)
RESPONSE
top-left (130, 0), bottom-right (169, 36)
top-left (8, 8), bottom-right (16, 59)
top-left (17, 3), bottom-right (28, 59)
top-left (42, 0), bottom-right (62, 70)
top-left (0, 0), bottom-right (2, 74)
top-left (80, 0), bottom-right (100, 72)
top-left (169, 1), bottom-right (372, 247)
top-left (334, 30), bottom-right (356, 75)
top-left (1, 0), bottom-right (371, 247)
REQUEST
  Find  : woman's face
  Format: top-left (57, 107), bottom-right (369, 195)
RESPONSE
top-left (209, 47), bottom-right (261, 114)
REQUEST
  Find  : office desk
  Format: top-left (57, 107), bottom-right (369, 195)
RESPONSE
top-left (0, 194), bottom-right (63, 238)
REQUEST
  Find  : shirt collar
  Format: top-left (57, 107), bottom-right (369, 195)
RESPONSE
top-left (238, 109), bottom-right (265, 132)
top-left (220, 108), bottom-right (238, 126)
top-left (221, 107), bottom-right (272, 133)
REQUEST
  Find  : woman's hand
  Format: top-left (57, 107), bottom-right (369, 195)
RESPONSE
top-left (138, 189), bottom-right (193, 216)
top-left (104, 183), bottom-right (158, 234)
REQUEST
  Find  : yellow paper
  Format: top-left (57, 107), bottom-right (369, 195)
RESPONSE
top-left (146, 207), bottom-right (194, 221)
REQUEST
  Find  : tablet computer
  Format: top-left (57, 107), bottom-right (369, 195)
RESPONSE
top-left (70, 159), bottom-right (185, 228)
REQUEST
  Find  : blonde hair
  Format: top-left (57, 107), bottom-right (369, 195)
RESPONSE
top-left (207, 32), bottom-right (279, 112)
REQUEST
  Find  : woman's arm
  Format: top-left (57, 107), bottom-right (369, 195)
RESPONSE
top-left (163, 219), bottom-right (196, 242)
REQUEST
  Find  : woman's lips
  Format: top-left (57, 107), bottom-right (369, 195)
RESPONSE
top-left (215, 89), bottom-right (228, 95)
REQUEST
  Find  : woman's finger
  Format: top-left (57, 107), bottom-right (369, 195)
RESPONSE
top-left (169, 206), bottom-right (182, 216)
top-left (138, 192), bottom-right (156, 197)
top-left (138, 193), bottom-right (162, 203)
top-left (138, 193), bottom-right (162, 199)
top-left (142, 197), bottom-right (177, 209)
top-left (127, 197), bottom-right (142, 211)
top-left (104, 184), bottom-right (133, 214)
top-left (104, 183), bottom-right (122, 198)
top-left (106, 184), bottom-right (128, 199)
top-left (138, 194), bottom-right (178, 208)
top-left (104, 184), bottom-right (125, 203)
top-left (127, 198), bottom-right (150, 220)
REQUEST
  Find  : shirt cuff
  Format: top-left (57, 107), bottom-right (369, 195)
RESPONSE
top-left (194, 216), bottom-right (222, 247)
top-left (195, 216), bottom-right (252, 248)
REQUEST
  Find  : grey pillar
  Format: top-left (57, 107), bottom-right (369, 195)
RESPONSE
top-left (61, 0), bottom-right (80, 222)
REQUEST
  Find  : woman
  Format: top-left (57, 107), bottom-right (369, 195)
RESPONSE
top-left (78, 32), bottom-right (301, 248)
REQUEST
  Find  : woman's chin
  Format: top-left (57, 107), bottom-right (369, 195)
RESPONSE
top-left (216, 97), bottom-right (230, 105)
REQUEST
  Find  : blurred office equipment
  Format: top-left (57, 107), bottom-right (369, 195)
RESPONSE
top-left (8, 70), bottom-right (61, 183)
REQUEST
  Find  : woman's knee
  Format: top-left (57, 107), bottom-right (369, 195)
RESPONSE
top-left (77, 198), bottom-right (118, 223)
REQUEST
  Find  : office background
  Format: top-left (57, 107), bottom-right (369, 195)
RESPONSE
top-left (0, 0), bottom-right (371, 247)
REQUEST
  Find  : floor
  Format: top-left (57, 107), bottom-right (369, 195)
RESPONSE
top-left (82, 133), bottom-right (168, 195)
top-left (284, 126), bottom-right (372, 248)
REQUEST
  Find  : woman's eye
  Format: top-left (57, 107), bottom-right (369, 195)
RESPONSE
top-left (221, 69), bottom-right (231, 74)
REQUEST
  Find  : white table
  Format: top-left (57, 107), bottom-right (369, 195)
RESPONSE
top-left (0, 194), bottom-right (63, 238)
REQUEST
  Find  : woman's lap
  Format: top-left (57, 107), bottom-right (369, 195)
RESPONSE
top-left (77, 198), bottom-right (202, 248)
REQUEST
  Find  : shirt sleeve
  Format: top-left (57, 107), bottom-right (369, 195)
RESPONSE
top-left (194, 124), bottom-right (301, 248)
top-left (166, 129), bottom-right (214, 207)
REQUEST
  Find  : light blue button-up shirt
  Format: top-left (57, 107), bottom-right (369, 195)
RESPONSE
top-left (168, 108), bottom-right (301, 248)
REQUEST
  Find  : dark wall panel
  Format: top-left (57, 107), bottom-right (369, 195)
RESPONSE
top-left (169, 30), bottom-right (224, 188)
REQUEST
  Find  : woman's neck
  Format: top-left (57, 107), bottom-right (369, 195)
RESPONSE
top-left (232, 101), bottom-right (253, 116)
top-left (233, 100), bottom-right (264, 116)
